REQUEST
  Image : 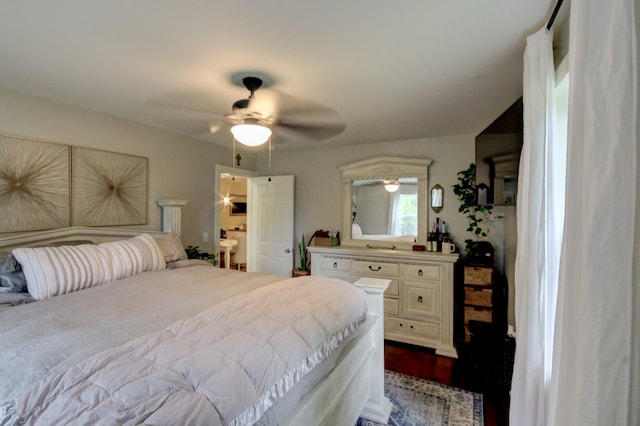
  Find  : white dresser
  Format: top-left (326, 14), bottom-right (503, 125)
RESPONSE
top-left (308, 246), bottom-right (458, 358)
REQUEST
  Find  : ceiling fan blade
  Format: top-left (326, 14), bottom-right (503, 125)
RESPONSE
top-left (271, 126), bottom-right (315, 144)
top-left (278, 112), bottom-right (345, 134)
top-left (271, 90), bottom-right (342, 121)
top-left (245, 90), bottom-right (278, 120)
top-left (223, 113), bottom-right (250, 126)
top-left (234, 88), bottom-right (341, 128)
top-left (148, 77), bottom-right (344, 144)
top-left (273, 119), bottom-right (346, 143)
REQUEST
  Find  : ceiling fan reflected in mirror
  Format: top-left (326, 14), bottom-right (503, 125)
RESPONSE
top-left (150, 74), bottom-right (346, 147)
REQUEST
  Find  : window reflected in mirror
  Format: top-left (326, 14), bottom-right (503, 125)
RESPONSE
top-left (431, 184), bottom-right (443, 213)
top-left (351, 178), bottom-right (418, 242)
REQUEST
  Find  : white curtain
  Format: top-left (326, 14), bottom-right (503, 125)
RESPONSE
top-left (512, 0), bottom-right (639, 424)
top-left (510, 26), bottom-right (564, 426)
top-left (387, 192), bottom-right (400, 235)
top-left (547, 0), bottom-right (638, 424)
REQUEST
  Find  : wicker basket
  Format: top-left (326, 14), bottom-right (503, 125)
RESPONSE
top-left (468, 321), bottom-right (516, 390)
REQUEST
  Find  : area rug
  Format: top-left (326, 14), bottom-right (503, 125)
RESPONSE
top-left (356, 370), bottom-right (483, 426)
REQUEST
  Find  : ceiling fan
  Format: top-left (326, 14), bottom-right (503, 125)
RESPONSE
top-left (225, 76), bottom-right (277, 146)
top-left (151, 75), bottom-right (346, 147)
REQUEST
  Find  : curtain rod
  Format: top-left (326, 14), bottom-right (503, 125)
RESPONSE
top-left (546, 0), bottom-right (565, 30)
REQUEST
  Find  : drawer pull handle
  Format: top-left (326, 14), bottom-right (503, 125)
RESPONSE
top-left (399, 323), bottom-right (404, 327)
top-left (368, 265), bottom-right (382, 271)
top-left (418, 269), bottom-right (423, 276)
top-left (418, 296), bottom-right (423, 303)
top-left (410, 325), bottom-right (414, 329)
top-left (333, 262), bottom-right (338, 268)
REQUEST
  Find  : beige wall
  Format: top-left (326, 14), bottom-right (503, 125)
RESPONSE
top-left (0, 88), bottom-right (257, 253)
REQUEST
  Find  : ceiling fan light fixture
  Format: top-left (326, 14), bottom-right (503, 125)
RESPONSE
top-left (230, 123), bottom-right (272, 146)
top-left (384, 179), bottom-right (400, 193)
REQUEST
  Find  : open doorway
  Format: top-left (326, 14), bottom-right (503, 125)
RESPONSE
top-left (214, 165), bottom-right (256, 269)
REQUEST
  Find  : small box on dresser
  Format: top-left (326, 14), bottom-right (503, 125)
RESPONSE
top-left (314, 237), bottom-right (340, 246)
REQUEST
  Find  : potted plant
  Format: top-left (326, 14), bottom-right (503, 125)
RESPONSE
top-left (185, 245), bottom-right (218, 266)
top-left (452, 163), bottom-right (503, 261)
top-left (293, 232), bottom-right (317, 277)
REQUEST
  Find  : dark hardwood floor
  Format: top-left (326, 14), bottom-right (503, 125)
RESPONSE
top-left (384, 340), bottom-right (510, 426)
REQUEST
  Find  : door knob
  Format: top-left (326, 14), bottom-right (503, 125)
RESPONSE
top-left (285, 248), bottom-right (291, 253)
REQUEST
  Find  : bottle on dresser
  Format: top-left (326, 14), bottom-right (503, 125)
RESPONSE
top-left (427, 222), bottom-right (436, 251)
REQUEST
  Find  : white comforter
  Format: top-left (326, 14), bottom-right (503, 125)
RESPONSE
top-left (0, 266), bottom-right (367, 425)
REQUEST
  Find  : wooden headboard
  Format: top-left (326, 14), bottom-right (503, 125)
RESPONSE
top-left (0, 227), bottom-right (162, 250)
top-left (0, 199), bottom-right (187, 250)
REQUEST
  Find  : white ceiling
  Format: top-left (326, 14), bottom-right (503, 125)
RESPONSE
top-left (0, 1), bottom-right (558, 150)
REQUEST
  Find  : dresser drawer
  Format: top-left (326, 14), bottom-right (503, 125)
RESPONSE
top-left (464, 286), bottom-right (493, 307)
top-left (385, 317), bottom-right (440, 341)
top-left (403, 282), bottom-right (440, 320)
top-left (384, 297), bottom-right (399, 316)
top-left (464, 266), bottom-right (493, 286)
top-left (352, 260), bottom-right (399, 277)
top-left (400, 264), bottom-right (440, 281)
top-left (464, 306), bottom-right (493, 324)
top-left (320, 257), bottom-right (351, 272)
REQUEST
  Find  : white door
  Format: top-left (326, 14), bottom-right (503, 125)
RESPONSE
top-left (247, 175), bottom-right (295, 275)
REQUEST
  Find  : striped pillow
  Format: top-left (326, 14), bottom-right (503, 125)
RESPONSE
top-left (12, 234), bottom-right (165, 300)
top-left (99, 233), bottom-right (166, 281)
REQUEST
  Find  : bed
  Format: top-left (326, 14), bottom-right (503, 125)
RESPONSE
top-left (0, 227), bottom-right (391, 425)
top-left (351, 223), bottom-right (416, 243)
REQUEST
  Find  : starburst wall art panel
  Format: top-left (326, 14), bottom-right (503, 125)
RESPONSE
top-left (71, 147), bottom-right (147, 226)
top-left (0, 135), bottom-right (70, 232)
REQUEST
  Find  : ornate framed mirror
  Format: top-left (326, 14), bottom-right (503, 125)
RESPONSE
top-left (431, 184), bottom-right (443, 213)
top-left (340, 156), bottom-right (432, 249)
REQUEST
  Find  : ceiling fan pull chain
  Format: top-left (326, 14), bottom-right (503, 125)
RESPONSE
top-left (268, 136), bottom-right (272, 182)
top-left (232, 137), bottom-right (236, 180)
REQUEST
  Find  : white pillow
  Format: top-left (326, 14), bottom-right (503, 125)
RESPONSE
top-left (1, 240), bottom-right (94, 272)
top-left (12, 234), bottom-right (166, 300)
top-left (12, 244), bottom-right (112, 300)
top-left (152, 233), bottom-right (188, 263)
top-left (98, 233), bottom-right (166, 281)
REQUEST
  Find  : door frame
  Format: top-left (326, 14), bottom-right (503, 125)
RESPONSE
top-left (213, 164), bottom-right (257, 268)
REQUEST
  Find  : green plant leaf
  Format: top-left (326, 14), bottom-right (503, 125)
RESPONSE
top-left (452, 163), bottom-right (504, 244)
